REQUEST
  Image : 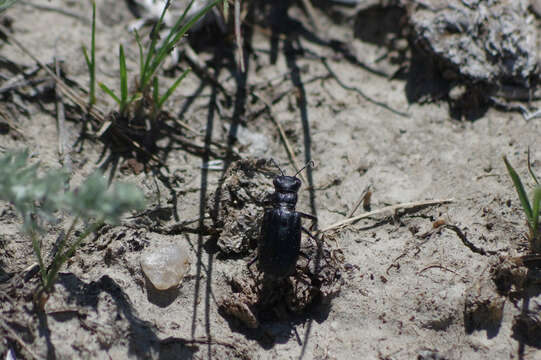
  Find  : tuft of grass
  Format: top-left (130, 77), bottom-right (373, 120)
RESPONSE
top-left (0, 150), bottom-right (145, 310)
top-left (98, 0), bottom-right (220, 118)
top-left (503, 151), bottom-right (541, 253)
top-left (82, 1), bottom-right (96, 106)
top-left (0, 0), bottom-right (18, 11)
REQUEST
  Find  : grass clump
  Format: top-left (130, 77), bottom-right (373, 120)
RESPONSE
top-left (82, 0), bottom-right (96, 106)
top-left (0, 150), bottom-right (145, 309)
top-left (503, 150), bottom-right (541, 253)
top-left (0, 0), bottom-right (18, 12)
top-left (98, 0), bottom-right (220, 119)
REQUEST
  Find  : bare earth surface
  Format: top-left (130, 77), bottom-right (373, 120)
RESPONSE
top-left (2, 1), bottom-right (541, 359)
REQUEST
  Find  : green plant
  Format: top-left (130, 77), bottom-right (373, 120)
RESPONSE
top-left (82, 0), bottom-right (96, 106)
top-left (98, 0), bottom-right (220, 118)
top-left (0, 150), bottom-right (145, 309)
top-left (503, 151), bottom-right (541, 253)
top-left (0, 0), bottom-right (19, 12)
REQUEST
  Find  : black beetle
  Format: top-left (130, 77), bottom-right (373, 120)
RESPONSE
top-left (252, 160), bottom-right (317, 280)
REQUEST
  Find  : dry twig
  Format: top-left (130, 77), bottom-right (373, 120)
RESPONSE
top-left (347, 185), bottom-right (371, 218)
top-left (234, 0), bottom-right (244, 72)
top-left (320, 198), bottom-right (454, 233)
top-left (442, 224), bottom-right (498, 256)
top-left (0, 318), bottom-right (40, 360)
top-left (418, 264), bottom-right (460, 276)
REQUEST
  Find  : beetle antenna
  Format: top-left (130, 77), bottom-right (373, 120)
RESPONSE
top-left (294, 160), bottom-right (315, 177)
top-left (269, 158), bottom-right (285, 176)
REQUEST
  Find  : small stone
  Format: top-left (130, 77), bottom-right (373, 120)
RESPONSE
top-left (141, 243), bottom-right (191, 290)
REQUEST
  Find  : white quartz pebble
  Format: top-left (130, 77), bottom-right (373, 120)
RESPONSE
top-left (140, 243), bottom-right (191, 290)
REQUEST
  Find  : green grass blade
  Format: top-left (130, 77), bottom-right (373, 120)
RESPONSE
top-left (45, 220), bottom-right (102, 292)
top-left (171, 0), bottom-right (220, 43)
top-left (119, 44), bottom-right (128, 113)
top-left (153, 76), bottom-right (159, 105)
top-left (148, 0), bottom-right (218, 82)
top-left (532, 186), bottom-right (541, 241)
top-left (141, 0), bottom-right (171, 88)
top-left (83, 45), bottom-right (96, 106)
top-left (0, 0), bottom-right (19, 12)
top-left (504, 155), bottom-right (534, 226)
top-left (158, 68), bottom-right (190, 108)
top-left (82, 45), bottom-right (91, 70)
top-left (528, 148), bottom-right (539, 185)
top-left (30, 231), bottom-right (47, 287)
top-left (134, 29), bottom-right (145, 82)
top-left (153, 0), bottom-right (195, 65)
top-left (222, 0), bottom-right (228, 19)
top-left (82, 1), bottom-right (97, 106)
top-left (88, 1), bottom-right (96, 105)
top-left (99, 82), bottom-right (121, 104)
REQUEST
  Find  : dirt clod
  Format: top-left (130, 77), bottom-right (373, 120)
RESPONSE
top-left (208, 159), bottom-right (275, 255)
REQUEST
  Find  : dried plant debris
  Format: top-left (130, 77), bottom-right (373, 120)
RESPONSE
top-left (409, 0), bottom-right (538, 94)
top-left (219, 236), bottom-right (343, 331)
top-left (208, 158), bottom-right (275, 255)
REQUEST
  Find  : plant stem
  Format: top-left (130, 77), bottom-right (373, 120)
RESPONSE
top-left (30, 230), bottom-right (47, 286)
top-left (44, 219), bottom-right (102, 293)
top-left (532, 187), bottom-right (541, 251)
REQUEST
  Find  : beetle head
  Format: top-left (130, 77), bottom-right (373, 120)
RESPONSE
top-left (268, 160), bottom-right (314, 205)
top-left (273, 176), bottom-right (300, 209)
top-left (273, 175), bottom-right (302, 193)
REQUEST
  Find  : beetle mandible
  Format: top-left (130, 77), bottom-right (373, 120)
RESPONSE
top-left (253, 159), bottom-right (318, 280)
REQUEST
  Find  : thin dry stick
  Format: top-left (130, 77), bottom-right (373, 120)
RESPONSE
top-left (234, 0), bottom-right (244, 72)
top-left (417, 264), bottom-right (461, 277)
top-left (0, 318), bottom-right (40, 360)
top-left (0, 106), bottom-right (25, 138)
top-left (320, 198), bottom-right (454, 233)
top-left (347, 185), bottom-right (371, 218)
top-left (299, 0), bottom-right (321, 33)
top-left (252, 90), bottom-right (306, 182)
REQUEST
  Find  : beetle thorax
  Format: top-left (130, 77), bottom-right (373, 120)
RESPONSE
top-left (273, 175), bottom-right (301, 209)
top-left (274, 191), bottom-right (298, 209)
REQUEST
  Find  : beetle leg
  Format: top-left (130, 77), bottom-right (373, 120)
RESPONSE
top-left (298, 250), bottom-right (313, 274)
top-left (302, 226), bottom-right (319, 244)
top-left (298, 212), bottom-right (317, 221)
top-left (247, 254), bottom-right (258, 269)
top-left (298, 211), bottom-right (317, 230)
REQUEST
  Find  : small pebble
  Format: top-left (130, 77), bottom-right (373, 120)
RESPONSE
top-left (141, 243), bottom-right (191, 290)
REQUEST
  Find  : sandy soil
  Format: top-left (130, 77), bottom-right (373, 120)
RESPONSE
top-left (2, 1), bottom-right (541, 359)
